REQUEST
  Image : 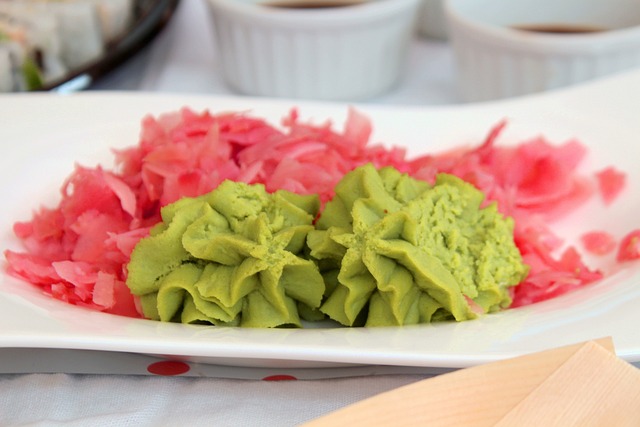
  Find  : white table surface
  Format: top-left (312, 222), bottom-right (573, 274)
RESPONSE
top-left (0, 1), bottom-right (545, 426)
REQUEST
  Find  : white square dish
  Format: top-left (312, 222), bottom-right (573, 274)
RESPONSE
top-left (1, 70), bottom-right (640, 369)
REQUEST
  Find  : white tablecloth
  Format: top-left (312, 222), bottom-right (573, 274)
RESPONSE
top-left (1, 373), bottom-right (431, 426)
top-left (0, 1), bottom-right (463, 425)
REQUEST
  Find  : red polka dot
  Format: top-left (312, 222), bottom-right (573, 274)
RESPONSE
top-left (262, 374), bottom-right (297, 381)
top-left (147, 360), bottom-right (191, 376)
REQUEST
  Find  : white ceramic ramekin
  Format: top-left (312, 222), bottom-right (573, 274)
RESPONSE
top-left (445, 0), bottom-right (640, 102)
top-left (205, 0), bottom-right (421, 101)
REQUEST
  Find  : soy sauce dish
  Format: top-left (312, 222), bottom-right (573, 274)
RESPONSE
top-left (445, 0), bottom-right (640, 102)
top-left (205, 0), bottom-right (421, 101)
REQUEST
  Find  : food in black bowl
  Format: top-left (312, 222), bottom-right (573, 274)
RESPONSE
top-left (0, 0), bottom-right (179, 92)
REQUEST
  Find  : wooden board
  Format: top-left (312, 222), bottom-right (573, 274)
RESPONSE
top-left (303, 338), bottom-right (640, 426)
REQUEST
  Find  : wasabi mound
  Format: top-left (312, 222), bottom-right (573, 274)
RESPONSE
top-left (126, 180), bottom-right (324, 328)
top-left (126, 165), bottom-right (528, 328)
top-left (308, 164), bottom-right (528, 327)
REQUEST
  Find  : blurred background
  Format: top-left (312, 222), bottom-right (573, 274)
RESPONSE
top-left (5, 0), bottom-right (640, 105)
top-left (1, 0), bottom-right (459, 104)
top-left (89, 0), bottom-right (459, 104)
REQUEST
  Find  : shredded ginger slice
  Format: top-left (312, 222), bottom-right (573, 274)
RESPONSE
top-left (4, 109), bottom-right (631, 316)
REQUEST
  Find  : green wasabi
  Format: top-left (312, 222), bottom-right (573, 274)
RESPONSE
top-left (126, 180), bottom-right (324, 328)
top-left (126, 164), bottom-right (528, 329)
top-left (308, 164), bottom-right (528, 327)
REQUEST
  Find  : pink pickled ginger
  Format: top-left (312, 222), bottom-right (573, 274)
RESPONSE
top-left (4, 108), bottom-right (632, 318)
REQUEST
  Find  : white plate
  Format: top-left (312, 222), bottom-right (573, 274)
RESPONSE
top-left (1, 70), bottom-right (640, 369)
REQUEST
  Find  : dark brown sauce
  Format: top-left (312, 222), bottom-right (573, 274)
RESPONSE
top-left (263, 0), bottom-right (364, 9)
top-left (513, 23), bottom-right (606, 34)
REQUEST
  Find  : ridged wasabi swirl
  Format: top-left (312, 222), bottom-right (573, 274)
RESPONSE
top-left (126, 180), bottom-right (324, 328)
top-left (307, 164), bottom-right (528, 327)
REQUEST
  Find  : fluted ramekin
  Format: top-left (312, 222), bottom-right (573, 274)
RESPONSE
top-left (205, 0), bottom-right (420, 101)
top-left (445, 0), bottom-right (640, 102)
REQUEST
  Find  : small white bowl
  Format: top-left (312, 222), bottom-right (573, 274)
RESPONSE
top-left (445, 0), bottom-right (640, 102)
top-left (205, 0), bottom-right (421, 101)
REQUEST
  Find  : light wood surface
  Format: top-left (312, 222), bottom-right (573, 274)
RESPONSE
top-left (304, 338), bottom-right (640, 426)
